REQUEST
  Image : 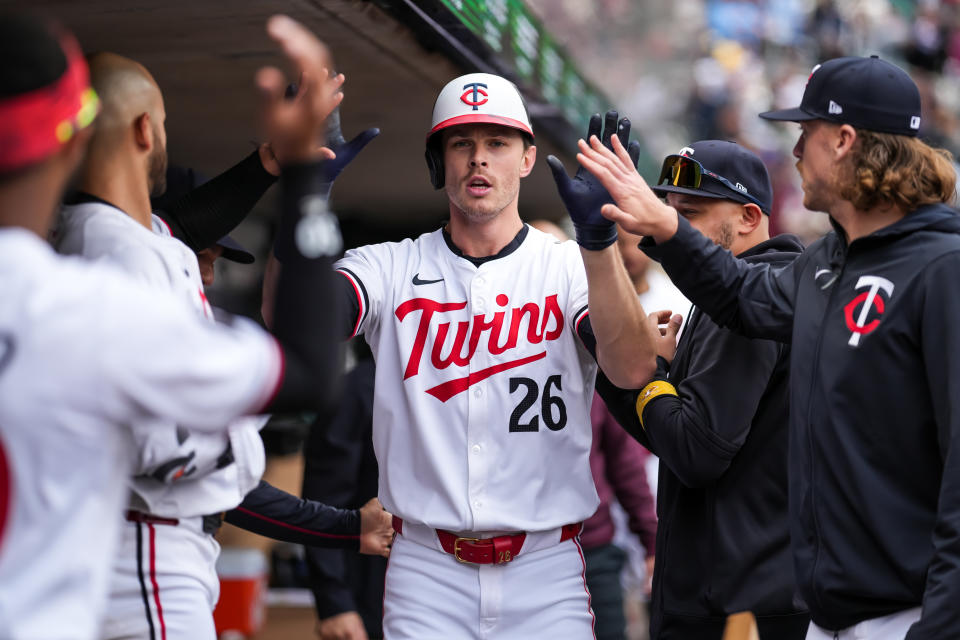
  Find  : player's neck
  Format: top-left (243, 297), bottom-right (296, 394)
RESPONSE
top-left (76, 153), bottom-right (153, 229)
top-left (0, 166), bottom-right (63, 238)
top-left (446, 208), bottom-right (524, 258)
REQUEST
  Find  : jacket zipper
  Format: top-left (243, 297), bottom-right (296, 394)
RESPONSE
top-left (805, 245), bottom-right (847, 615)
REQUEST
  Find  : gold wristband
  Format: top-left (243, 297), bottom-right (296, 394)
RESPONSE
top-left (635, 379), bottom-right (678, 429)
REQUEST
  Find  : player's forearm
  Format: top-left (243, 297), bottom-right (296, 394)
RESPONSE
top-left (225, 480), bottom-right (361, 549)
top-left (158, 150), bottom-right (277, 252)
top-left (642, 216), bottom-right (796, 342)
top-left (265, 160), bottom-right (345, 413)
top-left (581, 245), bottom-right (657, 388)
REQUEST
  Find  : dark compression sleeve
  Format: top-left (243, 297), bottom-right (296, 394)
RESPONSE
top-left (157, 150), bottom-right (277, 252)
top-left (263, 161), bottom-right (346, 413)
top-left (225, 480), bottom-right (360, 549)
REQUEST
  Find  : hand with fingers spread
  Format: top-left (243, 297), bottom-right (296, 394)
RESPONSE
top-left (257, 15), bottom-right (345, 165)
top-left (319, 105), bottom-right (379, 186)
top-left (358, 497), bottom-right (393, 558)
top-left (647, 309), bottom-right (683, 364)
top-left (576, 133), bottom-right (680, 244)
top-left (548, 110), bottom-right (642, 250)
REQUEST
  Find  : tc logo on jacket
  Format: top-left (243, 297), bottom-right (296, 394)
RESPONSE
top-left (843, 275), bottom-right (894, 347)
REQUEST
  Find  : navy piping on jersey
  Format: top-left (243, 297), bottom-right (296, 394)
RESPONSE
top-left (441, 223), bottom-right (529, 267)
top-left (135, 521), bottom-right (158, 640)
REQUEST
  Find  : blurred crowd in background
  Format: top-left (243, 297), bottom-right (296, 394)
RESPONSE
top-left (526, 0), bottom-right (960, 243)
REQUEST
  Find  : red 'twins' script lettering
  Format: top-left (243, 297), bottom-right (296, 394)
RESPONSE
top-left (395, 293), bottom-right (565, 393)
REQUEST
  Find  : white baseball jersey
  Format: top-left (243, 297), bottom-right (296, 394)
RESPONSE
top-left (57, 200), bottom-right (266, 517)
top-left (0, 229), bottom-right (281, 640)
top-left (336, 225), bottom-right (599, 533)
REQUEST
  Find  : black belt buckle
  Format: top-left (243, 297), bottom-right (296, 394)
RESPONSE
top-left (202, 512), bottom-right (224, 535)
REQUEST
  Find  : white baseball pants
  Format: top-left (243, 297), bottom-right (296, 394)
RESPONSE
top-left (383, 532), bottom-right (595, 639)
top-left (100, 516), bottom-right (220, 640)
top-left (805, 607), bottom-right (921, 640)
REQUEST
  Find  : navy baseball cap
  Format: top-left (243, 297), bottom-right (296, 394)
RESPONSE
top-left (759, 56), bottom-right (922, 136)
top-left (652, 140), bottom-right (773, 214)
top-left (216, 235), bottom-right (254, 264)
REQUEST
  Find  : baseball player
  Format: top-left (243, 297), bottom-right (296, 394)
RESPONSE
top-left (0, 14), bottom-right (354, 639)
top-left (56, 48), bottom-right (390, 640)
top-left (588, 141), bottom-right (809, 639)
top-left (284, 73), bottom-right (657, 638)
top-left (578, 56), bottom-right (960, 640)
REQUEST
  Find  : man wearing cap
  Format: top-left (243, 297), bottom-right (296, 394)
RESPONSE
top-left (0, 12), bottom-right (381, 639)
top-left (578, 56), bottom-right (960, 639)
top-left (292, 76), bottom-right (657, 637)
top-left (580, 140), bottom-right (808, 639)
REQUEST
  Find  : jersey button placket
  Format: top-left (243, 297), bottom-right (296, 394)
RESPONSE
top-left (467, 270), bottom-right (491, 527)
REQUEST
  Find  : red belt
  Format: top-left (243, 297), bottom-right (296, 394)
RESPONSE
top-left (392, 516), bottom-right (582, 565)
top-left (125, 510), bottom-right (179, 526)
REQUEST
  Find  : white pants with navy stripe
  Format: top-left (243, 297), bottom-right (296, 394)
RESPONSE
top-left (805, 607), bottom-right (921, 640)
top-left (383, 533), bottom-right (595, 639)
top-left (100, 517), bottom-right (219, 640)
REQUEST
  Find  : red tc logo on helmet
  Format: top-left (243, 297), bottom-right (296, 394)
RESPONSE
top-left (460, 83), bottom-right (489, 110)
top-left (843, 275), bottom-right (894, 347)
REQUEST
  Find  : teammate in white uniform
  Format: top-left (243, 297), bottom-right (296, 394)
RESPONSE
top-left (55, 50), bottom-right (389, 640)
top-left (317, 74), bottom-right (657, 638)
top-left (0, 15), bottom-right (356, 639)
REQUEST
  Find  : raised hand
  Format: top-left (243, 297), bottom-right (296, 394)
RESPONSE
top-left (358, 497), bottom-right (393, 558)
top-left (576, 133), bottom-right (679, 244)
top-left (647, 309), bottom-right (683, 363)
top-left (257, 15), bottom-right (345, 165)
top-left (319, 106), bottom-right (379, 186)
top-left (547, 110), bottom-right (642, 250)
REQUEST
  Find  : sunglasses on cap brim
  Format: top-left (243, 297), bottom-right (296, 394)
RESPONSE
top-left (657, 154), bottom-right (764, 209)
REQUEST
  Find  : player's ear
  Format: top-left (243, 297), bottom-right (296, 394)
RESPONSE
top-left (834, 123), bottom-right (857, 161)
top-left (739, 202), bottom-right (763, 234)
top-left (133, 112), bottom-right (152, 151)
top-left (519, 144), bottom-right (536, 178)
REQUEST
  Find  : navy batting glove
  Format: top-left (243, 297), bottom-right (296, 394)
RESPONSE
top-left (548, 111), bottom-right (641, 250)
top-left (319, 107), bottom-right (380, 195)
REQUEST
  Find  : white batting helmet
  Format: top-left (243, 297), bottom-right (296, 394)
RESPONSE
top-left (425, 72), bottom-right (534, 189)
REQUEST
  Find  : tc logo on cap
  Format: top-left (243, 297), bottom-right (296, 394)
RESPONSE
top-left (460, 83), bottom-right (489, 110)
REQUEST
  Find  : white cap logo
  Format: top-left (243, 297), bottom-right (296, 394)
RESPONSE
top-left (910, 115), bottom-right (921, 130)
top-left (679, 146), bottom-right (695, 157)
top-left (828, 100), bottom-right (843, 115)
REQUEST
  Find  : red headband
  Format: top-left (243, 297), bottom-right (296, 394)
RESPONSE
top-left (0, 32), bottom-right (99, 172)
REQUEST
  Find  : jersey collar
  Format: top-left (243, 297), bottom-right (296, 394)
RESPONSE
top-left (63, 190), bottom-right (124, 213)
top-left (441, 223), bottom-right (529, 268)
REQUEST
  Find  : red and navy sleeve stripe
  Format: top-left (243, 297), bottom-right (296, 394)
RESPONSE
top-left (336, 268), bottom-right (368, 339)
top-left (573, 307), bottom-right (597, 360)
